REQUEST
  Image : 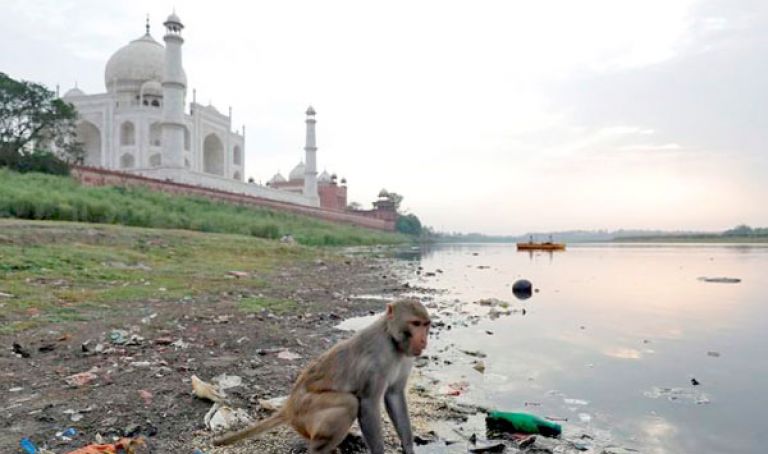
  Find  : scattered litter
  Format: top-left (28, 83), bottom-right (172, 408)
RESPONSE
top-left (486, 410), bottom-right (562, 437)
top-left (213, 374), bottom-right (243, 390)
top-left (13, 342), bottom-right (31, 358)
top-left (277, 350), bottom-right (301, 360)
top-left (460, 349), bottom-right (487, 358)
top-left (697, 276), bottom-right (741, 283)
top-left (204, 403), bottom-right (253, 432)
top-left (9, 386), bottom-right (23, 392)
top-left (38, 344), bottom-right (56, 353)
top-left (65, 371), bottom-right (98, 387)
top-left (563, 398), bottom-right (589, 406)
top-left (171, 339), bottom-right (190, 350)
top-left (57, 428), bottom-right (77, 441)
top-left (258, 395), bottom-right (288, 412)
top-left (691, 378), bottom-right (700, 386)
top-left (191, 375), bottom-right (226, 403)
top-left (469, 441), bottom-right (506, 452)
top-left (20, 437), bottom-right (37, 454)
top-left (512, 279), bottom-right (533, 300)
top-left (129, 361), bottom-right (151, 368)
top-left (438, 381), bottom-right (469, 396)
top-left (64, 437), bottom-right (146, 454)
top-left (108, 330), bottom-right (129, 345)
top-left (138, 390), bottom-right (153, 406)
top-left (644, 386), bottom-right (710, 404)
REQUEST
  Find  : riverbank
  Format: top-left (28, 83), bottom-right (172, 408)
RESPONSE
top-left (0, 221), bottom-right (428, 452)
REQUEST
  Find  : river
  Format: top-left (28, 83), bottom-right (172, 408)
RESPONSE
top-left (343, 243), bottom-right (768, 453)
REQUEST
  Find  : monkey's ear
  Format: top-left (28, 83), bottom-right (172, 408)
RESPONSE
top-left (386, 303), bottom-right (394, 320)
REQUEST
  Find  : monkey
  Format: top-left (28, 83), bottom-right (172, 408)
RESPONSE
top-left (213, 298), bottom-right (431, 453)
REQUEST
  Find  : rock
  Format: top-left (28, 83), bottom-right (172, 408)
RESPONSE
top-left (204, 403), bottom-right (253, 432)
top-left (65, 371), bottom-right (98, 387)
top-left (473, 361), bottom-right (486, 373)
top-left (277, 350), bottom-right (301, 360)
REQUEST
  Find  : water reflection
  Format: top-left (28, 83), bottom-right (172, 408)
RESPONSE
top-left (387, 243), bottom-right (768, 454)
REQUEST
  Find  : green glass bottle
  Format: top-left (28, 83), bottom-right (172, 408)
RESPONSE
top-left (485, 410), bottom-right (562, 437)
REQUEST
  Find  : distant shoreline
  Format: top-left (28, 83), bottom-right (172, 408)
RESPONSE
top-left (611, 236), bottom-right (768, 243)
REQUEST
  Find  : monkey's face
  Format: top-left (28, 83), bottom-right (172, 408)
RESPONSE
top-left (404, 318), bottom-right (430, 357)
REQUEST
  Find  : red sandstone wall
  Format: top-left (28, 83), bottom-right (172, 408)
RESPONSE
top-left (71, 166), bottom-right (395, 231)
top-left (318, 184), bottom-right (347, 211)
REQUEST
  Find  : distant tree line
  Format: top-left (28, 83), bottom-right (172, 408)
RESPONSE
top-left (0, 72), bottom-right (82, 175)
top-left (723, 225), bottom-right (768, 237)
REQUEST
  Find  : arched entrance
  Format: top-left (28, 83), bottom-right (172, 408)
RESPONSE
top-left (120, 153), bottom-right (135, 169)
top-left (76, 121), bottom-right (101, 166)
top-left (203, 133), bottom-right (224, 176)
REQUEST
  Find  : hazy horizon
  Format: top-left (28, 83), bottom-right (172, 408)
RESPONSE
top-left (2, 0), bottom-right (766, 235)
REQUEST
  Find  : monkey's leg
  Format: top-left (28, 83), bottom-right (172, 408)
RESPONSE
top-left (296, 392), bottom-right (358, 454)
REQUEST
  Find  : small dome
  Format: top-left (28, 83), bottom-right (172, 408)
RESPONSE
top-left (141, 79), bottom-right (162, 96)
top-left (165, 12), bottom-right (183, 26)
top-left (269, 172), bottom-right (286, 184)
top-left (289, 161), bottom-right (305, 181)
top-left (318, 170), bottom-right (331, 183)
top-left (306, 106), bottom-right (316, 116)
top-left (63, 87), bottom-right (86, 98)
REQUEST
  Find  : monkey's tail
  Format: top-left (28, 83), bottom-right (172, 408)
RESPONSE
top-left (212, 411), bottom-right (286, 446)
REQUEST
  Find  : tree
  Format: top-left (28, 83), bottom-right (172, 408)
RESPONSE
top-left (0, 72), bottom-right (82, 165)
top-left (396, 214), bottom-right (422, 235)
top-left (347, 201), bottom-right (363, 210)
top-left (724, 224), bottom-right (753, 237)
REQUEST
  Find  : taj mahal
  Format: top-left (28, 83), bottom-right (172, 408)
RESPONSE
top-left (61, 12), bottom-right (343, 209)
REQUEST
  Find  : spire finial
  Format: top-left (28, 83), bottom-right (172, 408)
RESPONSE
top-left (145, 14), bottom-right (150, 34)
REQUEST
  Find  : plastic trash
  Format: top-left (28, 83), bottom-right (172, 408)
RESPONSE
top-left (512, 280), bottom-right (533, 300)
top-left (486, 411), bottom-right (562, 437)
top-left (20, 438), bottom-right (37, 454)
top-left (64, 437), bottom-right (146, 454)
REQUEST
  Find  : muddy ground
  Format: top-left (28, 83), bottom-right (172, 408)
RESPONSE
top-left (1, 251), bottom-right (445, 453)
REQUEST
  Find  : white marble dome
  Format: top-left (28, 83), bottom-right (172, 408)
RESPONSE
top-left (269, 172), bottom-right (287, 184)
top-left (318, 170), bottom-right (331, 183)
top-left (289, 161), bottom-right (305, 181)
top-left (63, 86), bottom-right (86, 98)
top-left (105, 33), bottom-right (164, 91)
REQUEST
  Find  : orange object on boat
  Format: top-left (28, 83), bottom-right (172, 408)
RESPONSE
top-left (516, 242), bottom-right (566, 251)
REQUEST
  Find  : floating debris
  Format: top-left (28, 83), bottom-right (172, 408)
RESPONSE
top-left (697, 277), bottom-right (741, 283)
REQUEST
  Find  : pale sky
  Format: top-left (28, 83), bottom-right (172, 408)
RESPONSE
top-left (2, 0), bottom-right (766, 234)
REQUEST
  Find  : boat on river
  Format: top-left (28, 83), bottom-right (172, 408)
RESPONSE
top-left (516, 241), bottom-right (566, 251)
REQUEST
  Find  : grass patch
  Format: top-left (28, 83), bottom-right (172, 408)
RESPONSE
top-left (238, 296), bottom-right (297, 314)
top-left (0, 168), bottom-right (406, 246)
top-left (0, 221), bottom-right (322, 332)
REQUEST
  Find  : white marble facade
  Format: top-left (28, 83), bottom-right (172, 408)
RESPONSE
top-left (62, 13), bottom-right (319, 207)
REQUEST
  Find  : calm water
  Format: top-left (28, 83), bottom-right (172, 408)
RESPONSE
top-left (350, 243), bottom-right (768, 453)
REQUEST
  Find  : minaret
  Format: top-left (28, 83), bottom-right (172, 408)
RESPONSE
top-left (303, 106), bottom-right (319, 199)
top-left (161, 11), bottom-right (186, 168)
